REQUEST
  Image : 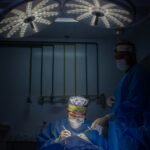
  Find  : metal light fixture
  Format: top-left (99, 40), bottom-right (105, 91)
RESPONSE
top-left (65, 0), bottom-right (133, 28)
top-left (0, 0), bottom-right (60, 38)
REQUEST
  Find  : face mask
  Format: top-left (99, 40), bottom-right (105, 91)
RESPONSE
top-left (68, 117), bottom-right (85, 129)
top-left (116, 59), bottom-right (129, 71)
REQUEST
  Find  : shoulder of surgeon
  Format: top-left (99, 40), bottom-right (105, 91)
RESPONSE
top-left (126, 63), bottom-right (150, 82)
top-left (128, 63), bottom-right (148, 75)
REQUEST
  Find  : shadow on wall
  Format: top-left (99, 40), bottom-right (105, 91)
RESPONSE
top-left (139, 54), bottom-right (150, 72)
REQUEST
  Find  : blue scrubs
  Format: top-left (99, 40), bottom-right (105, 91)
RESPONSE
top-left (143, 96), bottom-right (150, 149)
top-left (109, 64), bottom-right (150, 150)
top-left (37, 117), bottom-right (108, 150)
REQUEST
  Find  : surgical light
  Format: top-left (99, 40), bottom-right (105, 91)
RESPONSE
top-left (65, 0), bottom-right (133, 28)
top-left (0, 0), bottom-right (60, 38)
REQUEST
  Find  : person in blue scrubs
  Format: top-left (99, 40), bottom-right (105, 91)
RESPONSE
top-left (92, 40), bottom-right (150, 150)
top-left (109, 40), bottom-right (150, 150)
top-left (37, 96), bottom-right (108, 150)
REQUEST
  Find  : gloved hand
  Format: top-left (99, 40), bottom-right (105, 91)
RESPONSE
top-left (78, 133), bottom-right (90, 142)
top-left (91, 114), bottom-right (113, 135)
top-left (59, 129), bottom-right (71, 140)
top-left (106, 96), bottom-right (115, 107)
top-left (91, 114), bottom-right (112, 128)
top-left (91, 124), bottom-right (103, 135)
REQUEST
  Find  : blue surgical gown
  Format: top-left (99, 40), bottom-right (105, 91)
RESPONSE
top-left (108, 64), bottom-right (150, 150)
top-left (37, 117), bottom-right (108, 150)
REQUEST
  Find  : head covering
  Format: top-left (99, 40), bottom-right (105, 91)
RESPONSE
top-left (67, 96), bottom-right (89, 114)
top-left (115, 40), bottom-right (135, 53)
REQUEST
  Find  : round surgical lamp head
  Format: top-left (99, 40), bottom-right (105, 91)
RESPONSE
top-left (0, 0), bottom-right (60, 38)
top-left (64, 0), bottom-right (134, 28)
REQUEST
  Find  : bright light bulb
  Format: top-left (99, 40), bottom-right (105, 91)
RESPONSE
top-left (74, 0), bottom-right (94, 7)
top-left (77, 12), bottom-right (91, 21)
top-left (20, 24), bottom-right (28, 37)
top-left (93, 0), bottom-right (101, 7)
top-left (107, 8), bottom-right (130, 15)
top-left (26, 2), bottom-right (32, 16)
top-left (67, 9), bottom-right (88, 14)
top-left (101, 16), bottom-right (110, 28)
top-left (66, 4), bottom-right (89, 9)
top-left (90, 16), bottom-right (97, 26)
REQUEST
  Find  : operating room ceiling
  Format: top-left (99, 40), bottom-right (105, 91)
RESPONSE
top-left (0, 0), bottom-right (150, 39)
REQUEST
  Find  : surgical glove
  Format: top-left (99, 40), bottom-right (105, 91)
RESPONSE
top-left (91, 114), bottom-right (113, 129)
top-left (59, 129), bottom-right (71, 140)
top-left (77, 133), bottom-right (90, 142)
top-left (92, 124), bottom-right (103, 135)
top-left (91, 116), bottom-right (108, 128)
top-left (106, 96), bottom-right (115, 107)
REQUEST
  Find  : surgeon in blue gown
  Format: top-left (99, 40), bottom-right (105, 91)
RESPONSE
top-left (37, 96), bottom-right (108, 150)
top-left (92, 40), bottom-right (150, 150)
top-left (108, 40), bottom-right (150, 150)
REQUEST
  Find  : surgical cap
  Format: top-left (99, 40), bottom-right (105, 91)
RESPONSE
top-left (67, 96), bottom-right (89, 113)
top-left (115, 40), bottom-right (135, 53)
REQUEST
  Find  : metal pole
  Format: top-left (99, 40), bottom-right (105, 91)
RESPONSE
top-left (27, 47), bottom-right (32, 103)
top-left (50, 45), bottom-right (54, 103)
top-left (64, 45), bottom-right (66, 98)
top-left (96, 44), bottom-right (99, 99)
top-left (41, 47), bottom-right (44, 96)
top-left (85, 44), bottom-right (88, 97)
top-left (39, 47), bottom-right (44, 105)
top-left (74, 44), bottom-right (77, 96)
